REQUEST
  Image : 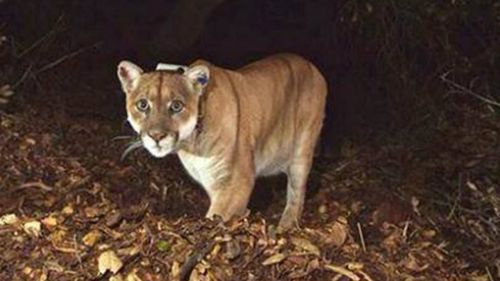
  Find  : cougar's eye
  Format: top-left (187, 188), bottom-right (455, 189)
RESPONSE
top-left (170, 100), bottom-right (184, 113)
top-left (136, 99), bottom-right (149, 112)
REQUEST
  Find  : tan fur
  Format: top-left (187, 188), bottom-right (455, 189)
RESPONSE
top-left (117, 53), bottom-right (327, 229)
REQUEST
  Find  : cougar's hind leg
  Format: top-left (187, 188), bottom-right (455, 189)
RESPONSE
top-left (279, 116), bottom-right (323, 230)
top-left (279, 158), bottom-right (313, 229)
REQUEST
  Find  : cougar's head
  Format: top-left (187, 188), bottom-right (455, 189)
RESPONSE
top-left (117, 61), bottom-right (209, 158)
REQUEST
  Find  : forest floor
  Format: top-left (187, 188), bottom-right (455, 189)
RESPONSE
top-left (0, 74), bottom-right (499, 281)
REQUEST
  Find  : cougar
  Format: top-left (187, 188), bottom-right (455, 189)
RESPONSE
top-left (117, 53), bottom-right (327, 229)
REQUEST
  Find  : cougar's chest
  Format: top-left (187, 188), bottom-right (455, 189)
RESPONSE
top-left (177, 151), bottom-right (227, 189)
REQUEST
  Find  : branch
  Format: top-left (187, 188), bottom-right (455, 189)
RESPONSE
top-left (441, 71), bottom-right (500, 108)
top-left (34, 42), bottom-right (101, 75)
top-left (179, 240), bottom-right (216, 281)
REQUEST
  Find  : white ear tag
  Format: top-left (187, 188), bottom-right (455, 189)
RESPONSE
top-left (156, 63), bottom-right (189, 73)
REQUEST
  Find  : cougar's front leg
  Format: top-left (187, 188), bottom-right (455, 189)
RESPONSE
top-left (205, 159), bottom-right (255, 221)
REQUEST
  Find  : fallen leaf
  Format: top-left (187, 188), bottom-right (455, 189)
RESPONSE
top-left (156, 240), bottom-right (171, 252)
top-left (287, 269), bottom-right (309, 279)
top-left (98, 250), bottom-right (123, 275)
top-left (170, 261), bottom-right (180, 278)
top-left (118, 246), bottom-right (140, 256)
top-left (318, 205), bottom-right (327, 214)
top-left (346, 262), bottom-right (364, 271)
top-left (325, 264), bottom-right (360, 281)
top-left (288, 258), bottom-right (320, 279)
top-left (411, 196), bottom-right (420, 215)
top-left (110, 274), bottom-right (124, 281)
top-left (43, 261), bottom-right (65, 273)
top-left (82, 229), bottom-right (102, 247)
top-left (0, 85), bottom-right (14, 97)
top-left (262, 253), bottom-right (286, 266)
top-left (0, 84), bottom-right (14, 104)
top-left (62, 204), bottom-right (74, 216)
top-left (328, 218), bottom-right (348, 247)
top-left (381, 230), bottom-right (402, 254)
top-left (23, 221), bottom-right (42, 237)
top-left (286, 255), bottom-right (307, 266)
top-left (467, 274), bottom-right (489, 281)
top-left (23, 266), bottom-right (33, 275)
top-left (39, 269), bottom-right (48, 281)
top-left (307, 259), bottom-right (321, 273)
top-left (224, 240), bottom-right (241, 260)
top-left (126, 271), bottom-right (143, 281)
top-left (48, 229), bottom-right (67, 244)
top-left (422, 229), bottom-right (436, 239)
top-left (466, 181), bottom-right (479, 191)
top-left (247, 273), bottom-right (257, 281)
top-left (290, 237), bottom-right (321, 256)
top-left (106, 210), bottom-right (123, 228)
top-left (84, 206), bottom-right (101, 218)
top-left (189, 267), bottom-right (201, 281)
top-left (371, 201), bottom-right (409, 226)
top-left (401, 253), bottom-right (429, 272)
top-left (350, 201), bottom-right (364, 215)
top-left (210, 243), bottom-right (221, 257)
top-left (0, 213), bottom-right (19, 225)
top-left (41, 216), bottom-right (58, 227)
top-left (24, 137), bottom-right (36, 145)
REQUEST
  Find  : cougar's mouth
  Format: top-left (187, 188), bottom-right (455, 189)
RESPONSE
top-left (142, 133), bottom-right (177, 158)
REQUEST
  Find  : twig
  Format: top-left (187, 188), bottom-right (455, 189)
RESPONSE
top-left (35, 42), bottom-right (101, 74)
top-left (441, 71), bottom-right (500, 108)
top-left (357, 222), bottom-right (366, 252)
top-left (447, 174), bottom-right (462, 221)
top-left (242, 245), bottom-right (265, 269)
top-left (16, 14), bottom-right (64, 58)
top-left (485, 266), bottom-right (494, 281)
top-left (52, 241), bottom-right (79, 254)
top-left (13, 64), bottom-right (33, 89)
top-left (17, 196), bottom-right (26, 216)
top-left (402, 220), bottom-right (410, 242)
top-left (162, 185), bottom-right (169, 202)
top-left (431, 199), bottom-right (499, 235)
top-left (73, 234), bottom-right (83, 271)
top-left (358, 270), bottom-right (375, 281)
top-left (325, 264), bottom-right (360, 281)
top-left (143, 222), bottom-right (155, 255)
top-left (18, 181), bottom-right (53, 191)
top-left (179, 240), bottom-right (216, 281)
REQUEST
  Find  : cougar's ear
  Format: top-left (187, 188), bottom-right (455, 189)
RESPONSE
top-left (184, 65), bottom-right (210, 94)
top-left (117, 61), bottom-right (143, 93)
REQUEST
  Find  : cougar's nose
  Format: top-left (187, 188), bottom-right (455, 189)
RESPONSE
top-left (148, 130), bottom-right (167, 142)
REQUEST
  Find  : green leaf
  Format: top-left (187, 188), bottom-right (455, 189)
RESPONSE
top-left (156, 240), bottom-right (171, 252)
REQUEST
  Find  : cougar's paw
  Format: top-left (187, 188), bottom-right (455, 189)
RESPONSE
top-left (278, 214), bottom-right (300, 232)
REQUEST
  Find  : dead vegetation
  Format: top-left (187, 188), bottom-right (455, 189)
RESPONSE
top-left (1, 1), bottom-right (500, 280)
top-left (1, 91), bottom-right (498, 280)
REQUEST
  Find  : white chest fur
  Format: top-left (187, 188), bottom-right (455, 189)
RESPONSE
top-left (177, 150), bottom-right (227, 192)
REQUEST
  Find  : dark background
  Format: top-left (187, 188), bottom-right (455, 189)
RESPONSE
top-left (2, 0), bottom-right (497, 155)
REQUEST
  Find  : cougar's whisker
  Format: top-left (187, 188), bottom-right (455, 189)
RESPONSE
top-left (111, 135), bottom-right (136, 142)
top-left (121, 140), bottom-right (143, 161)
